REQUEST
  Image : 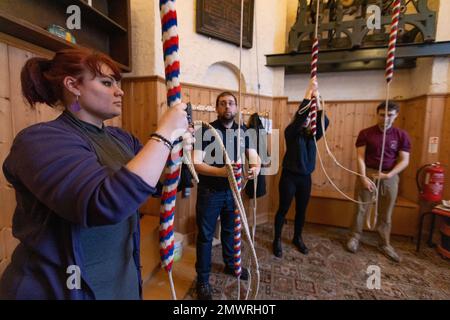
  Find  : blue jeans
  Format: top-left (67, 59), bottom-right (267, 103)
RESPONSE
top-left (196, 187), bottom-right (235, 284)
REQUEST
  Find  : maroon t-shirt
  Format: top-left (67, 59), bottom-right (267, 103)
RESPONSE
top-left (355, 125), bottom-right (411, 171)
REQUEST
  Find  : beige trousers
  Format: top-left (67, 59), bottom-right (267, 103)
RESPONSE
top-left (350, 168), bottom-right (399, 246)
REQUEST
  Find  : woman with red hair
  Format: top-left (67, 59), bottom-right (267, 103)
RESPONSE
top-left (0, 49), bottom-right (190, 299)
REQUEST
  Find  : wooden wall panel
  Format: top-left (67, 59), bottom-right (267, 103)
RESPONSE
top-left (397, 97), bottom-right (425, 201)
top-left (0, 42), bottom-right (12, 187)
top-left (273, 100), bottom-right (379, 224)
top-left (0, 42), bottom-right (15, 230)
top-left (422, 96), bottom-right (445, 165)
top-left (282, 100), bottom-right (378, 194)
top-left (268, 97), bottom-right (288, 220)
top-left (121, 78), bottom-right (159, 142)
top-left (399, 96), bottom-right (445, 202)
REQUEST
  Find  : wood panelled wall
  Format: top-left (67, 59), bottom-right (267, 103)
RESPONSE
top-left (122, 76), bottom-right (450, 239)
top-left (285, 96), bottom-right (448, 202)
top-left (284, 100), bottom-right (379, 196)
top-left (398, 95), bottom-right (446, 202)
top-left (0, 39), bottom-right (122, 275)
top-left (270, 99), bottom-right (380, 234)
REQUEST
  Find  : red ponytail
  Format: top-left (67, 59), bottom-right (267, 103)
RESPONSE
top-left (21, 48), bottom-right (121, 108)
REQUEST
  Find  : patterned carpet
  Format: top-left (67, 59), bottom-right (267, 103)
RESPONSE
top-left (184, 222), bottom-right (450, 300)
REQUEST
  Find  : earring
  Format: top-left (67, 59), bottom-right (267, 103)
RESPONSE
top-left (69, 95), bottom-right (81, 112)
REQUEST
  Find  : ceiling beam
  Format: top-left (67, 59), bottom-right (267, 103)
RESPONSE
top-left (285, 58), bottom-right (416, 74)
top-left (266, 41), bottom-right (450, 73)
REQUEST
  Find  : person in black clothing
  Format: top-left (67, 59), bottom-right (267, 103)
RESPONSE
top-left (192, 92), bottom-right (261, 300)
top-left (273, 79), bottom-right (329, 258)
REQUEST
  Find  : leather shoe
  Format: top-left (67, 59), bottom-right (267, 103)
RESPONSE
top-left (292, 238), bottom-right (309, 255)
top-left (196, 282), bottom-right (212, 300)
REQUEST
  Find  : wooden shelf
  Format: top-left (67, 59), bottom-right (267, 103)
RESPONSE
top-left (0, 0), bottom-right (131, 72)
top-left (0, 13), bottom-right (77, 51)
top-left (59, 0), bottom-right (127, 34)
top-left (0, 12), bottom-right (130, 72)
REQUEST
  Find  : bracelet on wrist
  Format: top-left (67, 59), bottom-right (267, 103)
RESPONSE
top-left (150, 132), bottom-right (173, 151)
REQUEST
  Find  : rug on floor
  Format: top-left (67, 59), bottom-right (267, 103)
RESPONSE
top-left (184, 222), bottom-right (450, 300)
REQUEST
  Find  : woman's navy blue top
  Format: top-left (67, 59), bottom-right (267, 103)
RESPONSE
top-left (0, 111), bottom-right (156, 299)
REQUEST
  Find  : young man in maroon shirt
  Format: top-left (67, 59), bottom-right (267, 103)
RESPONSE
top-left (347, 102), bottom-right (411, 262)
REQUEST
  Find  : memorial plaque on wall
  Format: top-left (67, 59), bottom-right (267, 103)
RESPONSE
top-left (196, 0), bottom-right (254, 48)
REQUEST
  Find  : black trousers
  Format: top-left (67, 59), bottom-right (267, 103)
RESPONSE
top-left (274, 169), bottom-right (312, 240)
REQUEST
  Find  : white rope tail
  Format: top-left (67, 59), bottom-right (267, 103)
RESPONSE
top-left (168, 270), bottom-right (177, 300)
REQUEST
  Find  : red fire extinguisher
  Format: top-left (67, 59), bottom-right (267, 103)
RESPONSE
top-left (416, 162), bottom-right (445, 202)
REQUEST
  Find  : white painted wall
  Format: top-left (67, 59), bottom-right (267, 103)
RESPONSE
top-left (408, 58), bottom-right (433, 97)
top-left (430, 57), bottom-right (450, 94)
top-left (128, 0), bottom-right (288, 97)
top-left (448, 62), bottom-right (450, 92)
top-left (435, 0), bottom-right (450, 42)
top-left (129, 0), bottom-right (155, 76)
top-left (284, 69), bottom-right (413, 101)
top-left (202, 62), bottom-right (241, 92)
